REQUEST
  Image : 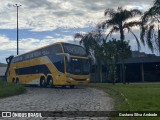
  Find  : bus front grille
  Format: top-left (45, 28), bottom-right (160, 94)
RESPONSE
top-left (74, 78), bottom-right (86, 81)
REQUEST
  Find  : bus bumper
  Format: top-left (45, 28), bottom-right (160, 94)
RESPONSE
top-left (66, 78), bottom-right (90, 86)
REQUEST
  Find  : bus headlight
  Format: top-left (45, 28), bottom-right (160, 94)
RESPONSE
top-left (66, 73), bottom-right (71, 78)
top-left (69, 77), bottom-right (73, 81)
top-left (87, 78), bottom-right (90, 81)
top-left (67, 76), bottom-right (73, 81)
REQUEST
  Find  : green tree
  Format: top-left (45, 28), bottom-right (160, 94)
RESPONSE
top-left (101, 7), bottom-right (142, 83)
top-left (102, 39), bottom-right (131, 84)
top-left (102, 7), bottom-right (142, 48)
top-left (141, 0), bottom-right (160, 55)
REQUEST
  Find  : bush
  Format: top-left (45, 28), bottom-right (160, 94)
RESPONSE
top-left (0, 80), bottom-right (25, 98)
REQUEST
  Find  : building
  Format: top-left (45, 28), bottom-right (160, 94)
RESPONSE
top-left (91, 51), bottom-right (160, 83)
top-left (132, 51), bottom-right (156, 58)
top-left (0, 67), bottom-right (7, 80)
top-left (117, 51), bottom-right (160, 82)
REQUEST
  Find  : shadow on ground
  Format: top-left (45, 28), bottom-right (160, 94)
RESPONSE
top-left (24, 84), bottom-right (87, 89)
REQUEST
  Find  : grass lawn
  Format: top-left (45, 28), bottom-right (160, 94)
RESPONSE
top-left (89, 83), bottom-right (160, 119)
top-left (0, 80), bottom-right (25, 98)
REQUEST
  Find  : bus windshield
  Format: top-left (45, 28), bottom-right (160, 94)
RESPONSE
top-left (62, 43), bottom-right (87, 56)
top-left (67, 58), bottom-right (90, 75)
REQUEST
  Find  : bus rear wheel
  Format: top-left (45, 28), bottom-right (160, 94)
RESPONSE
top-left (40, 77), bottom-right (46, 88)
top-left (47, 77), bottom-right (54, 88)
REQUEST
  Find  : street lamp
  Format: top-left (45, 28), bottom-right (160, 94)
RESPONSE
top-left (14, 4), bottom-right (21, 55)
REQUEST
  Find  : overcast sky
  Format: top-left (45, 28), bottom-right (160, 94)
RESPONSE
top-left (0, 0), bottom-right (155, 63)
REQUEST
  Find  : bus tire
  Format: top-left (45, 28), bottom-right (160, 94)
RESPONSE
top-left (70, 85), bottom-right (75, 89)
top-left (47, 76), bottom-right (54, 88)
top-left (12, 78), bottom-right (15, 83)
top-left (62, 85), bottom-right (66, 88)
top-left (16, 78), bottom-right (19, 84)
top-left (40, 77), bottom-right (46, 88)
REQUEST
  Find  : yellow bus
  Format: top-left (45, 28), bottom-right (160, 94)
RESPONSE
top-left (6, 42), bottom-right (90, 88)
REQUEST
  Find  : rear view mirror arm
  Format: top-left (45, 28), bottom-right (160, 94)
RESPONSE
top-left (56, 53), bottom-right (71, 62)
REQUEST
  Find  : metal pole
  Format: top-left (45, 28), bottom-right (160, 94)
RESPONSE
top-left (17, 5), bottom-right (18, 55)
top-left (141, 63), bottom-right (144, 82)
top-left (14, 4), bottom-right (21, 55)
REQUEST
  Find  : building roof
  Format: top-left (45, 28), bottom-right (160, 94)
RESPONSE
top-left (118, 56), bottom-right (160, 64)
top-left (132, 51), bottom-right (156, 58)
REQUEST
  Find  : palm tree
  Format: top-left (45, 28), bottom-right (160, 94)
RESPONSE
top-left (74, 32), bottom-right (96, 55)
top-left (102, 7), bottom-right (142, 49)
top-left (146, 0), bottom-right (160, 15)
top-left (101, 7), bottom-right (142, 83)
top-left (74, 29), bottom-right (104, 83)
top-left (141, 0), bottom-right (160, 55)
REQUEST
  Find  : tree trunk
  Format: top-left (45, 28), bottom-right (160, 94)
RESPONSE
top-left (120, 26), bottom-right (125, 41)
top-left (97, 59), bottom-right (102, 83)
top-left (119, 25), bottom-right (126, 84)
top-left (120, 64), bottom-right (123, 82)
top-left (120, 39), bottom-right (126, 84)
top-left (100, 62), bottom-right (103, 83)
top-left (158, 29), bottom-right (160, 56)
top-left (122, 61), bottom-right (126, 84)
top-left (95, 56), bottom-right (103, 83)
top-left (95, 65), bottom-right (98, 82)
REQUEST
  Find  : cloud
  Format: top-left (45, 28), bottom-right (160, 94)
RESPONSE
top-left (0, 0), bottom-right (154, 31)
top-left (45, 36), bottom-right (53, 39)
top-left (0, 33), bottom-right (76, 62)
top-left (0, 35), bottom-right (73, 51)
top-left (0, 35), bottom-right (16, 50)
top-left (0, 0), bottom-right (156, 62)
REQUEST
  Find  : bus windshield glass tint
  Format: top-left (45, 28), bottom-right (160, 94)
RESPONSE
top-left (67, 58), bottom-right (90, 75)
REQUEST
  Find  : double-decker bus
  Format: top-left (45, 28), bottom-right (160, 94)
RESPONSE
top-left (6, 42), bottom-right (90, 88)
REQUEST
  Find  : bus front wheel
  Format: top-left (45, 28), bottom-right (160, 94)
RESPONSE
top-left (12, 78), bottom-right (15, 83)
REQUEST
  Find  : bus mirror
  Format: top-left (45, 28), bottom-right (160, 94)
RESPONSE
top-left (88, 55), bottom-right (95, 65)
top-left (89, 57), bottom-right (92, 64)
top-left (56, 53), bottom-right (71, 62)
top-left (65, 53), bottom-right (71, 62)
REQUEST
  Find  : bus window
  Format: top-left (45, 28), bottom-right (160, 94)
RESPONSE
top-left (48, 55), bottom-right (64, 73)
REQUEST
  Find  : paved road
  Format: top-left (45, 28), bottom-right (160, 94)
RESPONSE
top-left (0, 87), bottom-right (114, 120)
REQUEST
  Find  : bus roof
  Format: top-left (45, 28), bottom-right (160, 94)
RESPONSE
top-left (14, 42), bottom-right (80, 58)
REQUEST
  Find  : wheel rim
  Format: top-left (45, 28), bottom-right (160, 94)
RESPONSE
top-left (49, 79), bottom-right (53, 87)
top-left (42, 79), bottom-right (45, 86)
